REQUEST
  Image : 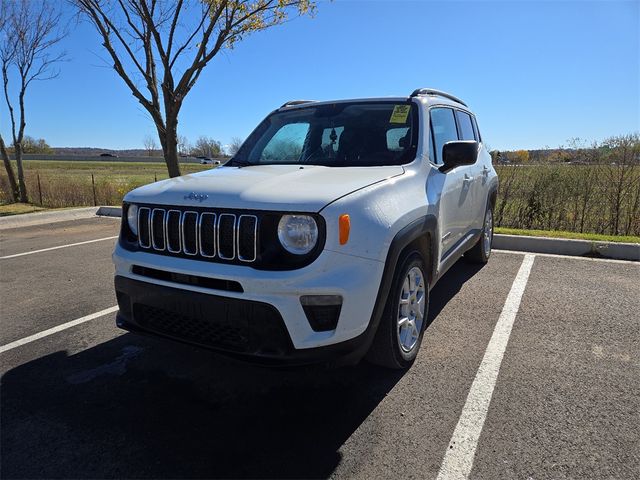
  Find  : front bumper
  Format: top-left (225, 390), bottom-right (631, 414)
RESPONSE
top-left (112, 244), bottom-right (385, 364)
top-left (116, 276), bottom-right (373, 365)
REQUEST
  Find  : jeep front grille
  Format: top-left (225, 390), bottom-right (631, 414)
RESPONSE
top-left (136, 207), bottom-right (257, 263)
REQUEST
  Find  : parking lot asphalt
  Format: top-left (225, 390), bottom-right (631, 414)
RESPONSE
top-left (0, 217), bottom-right (638, 479)
top-left (0, 218), bottom-right (119, 346)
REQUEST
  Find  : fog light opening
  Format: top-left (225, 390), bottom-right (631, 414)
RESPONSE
top-left (300, 295), bottom-right (343, 332)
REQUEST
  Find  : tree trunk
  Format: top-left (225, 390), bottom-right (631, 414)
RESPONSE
top-left (0, 134), bottom-right (18, 202)
top-left (164, 136), bottom-right (181, 178)
top-left (14, 143), bottom-right (28, 202)
top-left (160, 114), bottom-right (181, 178)
top-left (15, 86), bottom-right (29, 202)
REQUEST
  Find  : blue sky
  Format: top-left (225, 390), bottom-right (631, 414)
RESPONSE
top-left (1, 0), bottom-right (638, 151)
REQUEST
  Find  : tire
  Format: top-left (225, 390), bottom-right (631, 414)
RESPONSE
top-left (465, 202), bottom-right (493, 264)
top-left (366, 251), bottom-right (429, 369)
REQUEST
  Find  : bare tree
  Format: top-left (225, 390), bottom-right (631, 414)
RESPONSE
top-left (177, 134), bottom-right (189, 156)
top-left (0, 3), bottom-right (19, 202)
top-left (143, 134), bottom-right (159, 156)
top-left (494, 164), bottom-right (519, 227)
top-left (1, 0), bottom-right (66, 203)
top-left (192, 135), bottom-right (222, 157)
top-left (228, 136), bottom-right (243, 156)
top-left (75, 0), bottom-right (315, 178)
top-left (14, 135), bottom-right (53, 154)
top-left (0, 134), bottom-right (16, 202)
top-left (598, 133), bottom-right (640, 235)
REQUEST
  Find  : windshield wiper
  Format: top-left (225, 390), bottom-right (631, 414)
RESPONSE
top-left (229, 158), bottom-right (255, 168)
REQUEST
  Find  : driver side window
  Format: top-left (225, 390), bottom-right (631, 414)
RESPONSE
top-left (429, 108), bottom-right (458, 164)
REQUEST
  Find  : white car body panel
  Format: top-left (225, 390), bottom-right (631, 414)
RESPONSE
top-left (126, 164), bottom-right (405, 212)
top-left (113, 92), bottom-right (499, 358)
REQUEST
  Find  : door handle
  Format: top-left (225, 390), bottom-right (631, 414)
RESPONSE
top-left (463, 174), bottom-right (472, 186)
top-left (482, 166), bottom-right (490, 177)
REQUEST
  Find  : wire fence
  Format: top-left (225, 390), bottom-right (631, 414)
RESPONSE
top-left (0, 171), bottom-right (160, 208)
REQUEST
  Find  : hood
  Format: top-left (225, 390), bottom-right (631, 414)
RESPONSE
top-left (125, 164), bottom-right (405, 212)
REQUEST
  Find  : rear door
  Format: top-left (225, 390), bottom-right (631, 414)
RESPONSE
top-left (455, 109), bottom-right (484, 229)
top-left (429, 107), bottom-right (474, 262)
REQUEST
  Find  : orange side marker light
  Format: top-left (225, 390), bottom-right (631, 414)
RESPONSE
top-left (339, 214), bottom-right (350, 245)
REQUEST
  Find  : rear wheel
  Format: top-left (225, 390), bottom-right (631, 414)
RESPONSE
top-left (466, 204), bottom-right (493, 264)
top-left (366, 251), bottom-right (429, 369)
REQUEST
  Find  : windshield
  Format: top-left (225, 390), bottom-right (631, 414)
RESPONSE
top-left (232, 101), bottom-right (419, 167)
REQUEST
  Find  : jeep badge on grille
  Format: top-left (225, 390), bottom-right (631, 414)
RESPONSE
top-left (184, 192), bottom-right (209, 202)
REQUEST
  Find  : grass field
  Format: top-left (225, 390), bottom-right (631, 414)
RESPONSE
top-left (5, 160), bottom-right (209, 182)
top-left (0, 202), bottom-right (48, 216)
top-left (0, 160), bottom-right (211, 208)
top-left (494, 227), bottom-right (639, 244)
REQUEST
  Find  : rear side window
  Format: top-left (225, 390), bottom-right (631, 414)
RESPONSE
top-left (455, 110), bottom-right (476, 141)
top-left (430, 108), bottom-right (458, 163)
top-left (472, 116), bottom-right (481, 142)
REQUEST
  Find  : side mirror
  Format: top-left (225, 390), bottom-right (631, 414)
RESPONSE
top-left (441, 141), bottom-right (478, 172)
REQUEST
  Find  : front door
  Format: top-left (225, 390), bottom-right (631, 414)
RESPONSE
top-left (429, 107), bottom-right (475, 263)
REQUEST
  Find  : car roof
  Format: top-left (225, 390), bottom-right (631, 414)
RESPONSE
top-left (278, 95), bottom-right (470, 112)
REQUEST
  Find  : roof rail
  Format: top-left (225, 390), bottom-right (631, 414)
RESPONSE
top-left (280, 100), bottom-right (316, 108)
top-left (410, 88), bottom-right (467, 107)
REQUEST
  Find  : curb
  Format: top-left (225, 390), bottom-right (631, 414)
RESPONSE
top-left (96, 206), bottom-right (123, 218)
top-left (0, 206), bottom-right (122, 230)
top-left (493, 234), bottom-right (640, 262)
top-left (0, 207), bottom-right (101, 230)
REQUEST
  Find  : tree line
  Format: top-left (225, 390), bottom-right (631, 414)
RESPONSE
top-left (143, 134), bottom-right (243, 158)
top-left (3, 136), bottom-right (52, 155)
top-left (489, 139), bottom-right (637, 165)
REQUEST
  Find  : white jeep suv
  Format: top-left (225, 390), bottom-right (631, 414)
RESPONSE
top-left (113, 88), bottom-right (498, 369)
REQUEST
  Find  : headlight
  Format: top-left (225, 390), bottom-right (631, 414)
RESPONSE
top-left (277, 215), bottom-right (318, 255)
top-left (127, 204), bottom-right (138, 236)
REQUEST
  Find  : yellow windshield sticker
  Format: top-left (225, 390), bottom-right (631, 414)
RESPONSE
top-left (389, 105), bottom-right (410, 124)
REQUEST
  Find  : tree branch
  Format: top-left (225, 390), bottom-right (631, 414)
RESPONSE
top-left (74, 0), bottom-right (315, 178)
top-left (76, 0), bottom-right (165, 130)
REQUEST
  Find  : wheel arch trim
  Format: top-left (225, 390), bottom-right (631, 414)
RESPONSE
top-left (347, 214), bottom-right (438, 362)
top-left (488, 183), bottom-right (498, 207)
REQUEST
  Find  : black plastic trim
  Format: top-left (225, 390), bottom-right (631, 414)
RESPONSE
top-left (131, 265), bottom-right (244, 293)
top-left (488, 182), bottom-right (499, 207)
top-left (435, 229), bottom-right (482, 285)
top-left (410, 88), bottom-right (468, 107)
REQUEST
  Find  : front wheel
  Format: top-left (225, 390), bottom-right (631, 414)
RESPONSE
top-left (466, 204), bottom-right (493, 264)
top-left (366, 251), bottom-right (429, 369)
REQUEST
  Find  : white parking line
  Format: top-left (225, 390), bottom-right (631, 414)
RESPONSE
top-left (0, 306), bottom-right (118, 354)
top-left (0, 236), bottom-right (118, 260)
top-left (494, 249), bottom-right (639, 265)
top-left (436, 254), bottom-right (536, 480)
